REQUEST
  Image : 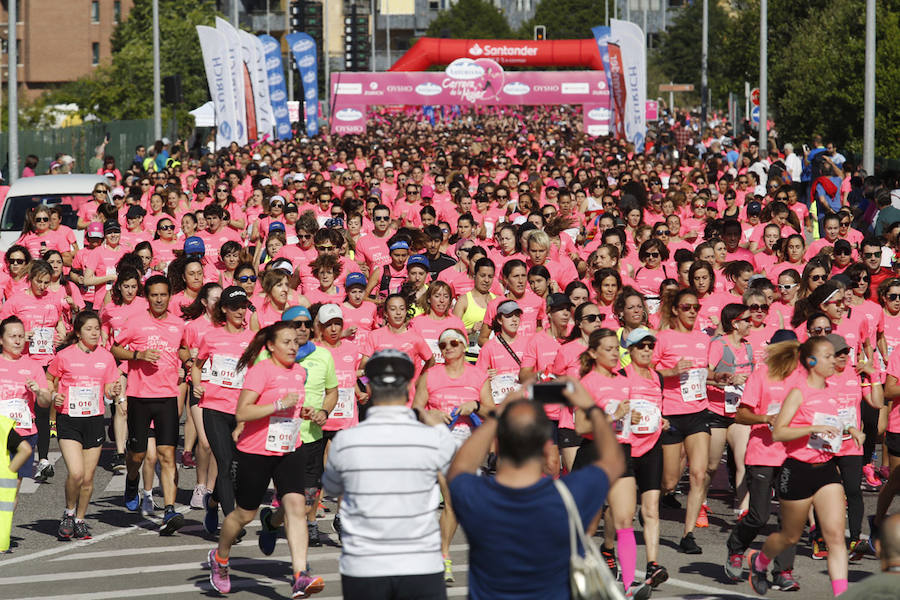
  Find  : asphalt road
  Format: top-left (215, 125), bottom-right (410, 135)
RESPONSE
top-left (0, 436), bottom-right (890, 599)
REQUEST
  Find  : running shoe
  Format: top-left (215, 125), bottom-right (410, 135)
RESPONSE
top-left (695, 503), bottom-right (709, 528)
top-left (601, 546), bottom-right (618, 579)
top-left (736, 509), bottom-right (749, 523)
top-left (258, 506), bottom-right (278, 556)
top-left (811, 529), bottom-right (828, 560)
top-left (661, 493), bottom-right (682, 509)
top-left (725, 552), bottom-right (744, 581)
top-left (333, 514), bottom-right (342, 543)
top-left (848, 539), bottom-right (868, 562)
top-left (159, 508), bottom-right (185, 536)
top-left (444, 557), bottom-right (454, 583)
top-left (308, 522), bottom-right (321, 547)
top-left (72, 520), bottom-right (92, 540)
top-left (207, 549), bottom-right (231, 594)
top-left (747, 550), bottom-right (769, 595)
top-left (879, 465), bottom-right (892, 481)
top-left (49, 420), bottom-right (57, 438)
top-left (203, 491), bottom-right (218, 535)
top-left (644, 562), bottom-right (668, 588)
top-left (770, 570), bottom-right (799, 591)
top-left (123, 480), bottom-right (140, 512)
top-left (181, 450), bottom-right (196, 469)
top-left (678, 532), bottom-right (702, 554)
top-left (34, 459), bottom-right (54, 483)
top-left (110, 453), bottom-right (126, 473)
top-left (140, 491), bottom-right (157, 517)
top-left (863, 463), bottom-right (882, 488)
top-left (625, 581), bottom-right (652, 600)
top-left (291, 571), bottom-right (324, 598)
top-left (57, 513), bottom-right (74, 540)
top-left (190, 485), bottom-right (207, 509)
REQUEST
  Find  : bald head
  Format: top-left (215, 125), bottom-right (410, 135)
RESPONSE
top-left (497, 400), bottom-right (553, 467)
top-left (879, 513), bottom-right (900, 564)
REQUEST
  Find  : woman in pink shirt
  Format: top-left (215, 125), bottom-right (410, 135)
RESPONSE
top-left (43, 250), bottom-right (85, 329)
top-left (475, 299), bottom-right (527, 409)
top-left (250, 269), bottom-right (293, 331)
top-left (0, 315), bottom-right (51, 487)
top-left (748, 337), bottom-right (853, 597)
top-left (208, 321), bottom-right (323, 597)
top-left (341, 272), bottom-right (377, 348)
top-left (48, 311), bottom-right (120, 540)
top-left (16, 206), bottom-right (72, 262)
top-left (414, 327), bottom-right (490, 573)
top-left (304, 254), bottom-right (343, 306)
top-left (4, 245), bottom-right (31, 301)
top-left (361, 294), bottom-right (434, 388)
top-left (192, 286), bottom-right (254, 530)
top-left (169, 256), bottom-right (206, 312)
top-left (411, 282), bottom-right (465, 363)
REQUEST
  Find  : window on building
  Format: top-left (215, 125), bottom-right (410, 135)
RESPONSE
top-left (91, 1), bottom-right (100, 23)
top-left (114, 1), bottom-right (121, 23)
top-left (92, 42), bottom-right (100, 66)
top-left (428, 1), bottom-right (439, 9)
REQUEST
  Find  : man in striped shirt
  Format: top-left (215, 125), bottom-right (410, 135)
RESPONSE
top-left (323, 349), bottom-right (457, 600)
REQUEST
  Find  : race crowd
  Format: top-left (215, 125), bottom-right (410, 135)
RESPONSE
top-left (1, 105), bottom-right (900, 599)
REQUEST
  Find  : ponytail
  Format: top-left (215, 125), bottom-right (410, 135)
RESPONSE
top-left (237, 321), bottom-right (296, 372)
top-left (765, 340), bottom-right (800, 381)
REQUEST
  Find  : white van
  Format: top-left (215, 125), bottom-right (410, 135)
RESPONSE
top-left (0, 174), bottom-right (110, 250)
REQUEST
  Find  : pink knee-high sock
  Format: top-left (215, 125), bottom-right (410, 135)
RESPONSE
top-left (617, 528), bottom-right (637, 589)
top-left (832, 579), bottom-right (848, 596)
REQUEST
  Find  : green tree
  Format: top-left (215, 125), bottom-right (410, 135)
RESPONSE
top-left (49, 0), bottom-right (218, 129)
top-left (425, 0), bottom-right (514, 39)
top-left (520, 0), bottom-right (600, 40)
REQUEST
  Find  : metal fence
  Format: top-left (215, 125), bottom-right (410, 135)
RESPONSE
top-left (0, 119), bottom-right (156, 179)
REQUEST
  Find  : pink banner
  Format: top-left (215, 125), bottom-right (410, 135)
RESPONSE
top-left (646, 100), bottom-right (659, 121)
top-left (330, 58), bottom-right (610, 135)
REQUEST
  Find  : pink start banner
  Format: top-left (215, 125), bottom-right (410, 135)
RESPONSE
top-left (330, 58), bottom-right (610, 135)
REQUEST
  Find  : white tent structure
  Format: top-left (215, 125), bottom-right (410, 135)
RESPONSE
top-left (190, 102), bottom-right (215, 127)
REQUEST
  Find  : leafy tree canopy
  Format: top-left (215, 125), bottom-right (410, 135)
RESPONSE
top-left (425, 0), bottom-right (514, 39)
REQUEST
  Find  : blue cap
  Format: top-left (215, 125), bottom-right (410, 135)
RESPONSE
top-left (389, 240), bottom-right (410, 252)
top-left (281, 305), bottom-right (311, 322)
top-left (183, 236), bottom-right (205, 255)
top-left (268, 221), bottom-right (286, 233)
top-left (345, 272), bottom-right (367, 288)
top-left (624, 327), bottom-right (656, 348)
top-left (407, 254), bottom-right (430, 269)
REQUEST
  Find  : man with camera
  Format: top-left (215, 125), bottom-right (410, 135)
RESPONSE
top-left (448, 378), bottom-right (625, 599)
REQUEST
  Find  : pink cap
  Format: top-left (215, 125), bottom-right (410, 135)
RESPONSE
top-left (421, 184), bottom-right (434, 199)
top-left (86, 222), bottom-right (104, 238)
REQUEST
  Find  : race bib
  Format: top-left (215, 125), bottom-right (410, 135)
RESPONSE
top-left (30, 327), bottom-right (54, 355)
top-left (0, 398), bottom-right (32, 429)
top-left (331, 387), bottom-right (355, 419)
top-left (426, 339), bottom-right (444, 364)
top-left (838, 406), bottom-right (858, 440)
top-left (645, 296), bottom-right (661, 315)
top-left (490, 373), bottom-right (520, 404)
top-left (630, 398), bottom-right (661, 434)
top-left (105, 266), bottom-right (116, 290)
top-left (679, 368), bottom-right (708, 403)
top-left (766, 402), bottom-right (781, 431)
top-left (807, 412), bottom-right (842, 454)
top-left (265, 416), bottom-right (300, 453)
top-left (724, 384), bottom-right (743, 414)
top-left (208, 354), bottom-right (245, 389)
top-left (67, 385), bottom-right (102, 417)
top-left (604, 400), bottom-right (631, 441)
top-left (450, 422), bottom-right (472, 442)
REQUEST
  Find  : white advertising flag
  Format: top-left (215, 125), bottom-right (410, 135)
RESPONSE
top-left (609, 19), bottom-right (647, 152)
top-left (215, 17), bottom-right (248, 145)
top-left (251, 34), bottom-right (276, 138)
top-left (196, 26), bottom-right (237, 149)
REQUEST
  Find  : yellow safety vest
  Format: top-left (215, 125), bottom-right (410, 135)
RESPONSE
top-left (0, 416), bottom-right (18, 552)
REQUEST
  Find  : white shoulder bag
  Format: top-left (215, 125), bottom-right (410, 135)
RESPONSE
top-left (554, 478), bottom-right (625, 600)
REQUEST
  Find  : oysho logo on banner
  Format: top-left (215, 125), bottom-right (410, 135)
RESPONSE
top-left (335, 108), bottom-right (363, 121)
top-left (445, 58), bottom-right (485, 80)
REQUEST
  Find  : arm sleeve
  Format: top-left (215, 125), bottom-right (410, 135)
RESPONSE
top-left (7, 429), bottom-right (24, 454)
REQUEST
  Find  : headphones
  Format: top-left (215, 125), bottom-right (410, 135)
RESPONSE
top-left (808, 357), bottom-right (817, 367)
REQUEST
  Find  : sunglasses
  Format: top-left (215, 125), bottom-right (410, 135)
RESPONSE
top-left (810, 274), bottom-right (827, 282)
top-left (158, 224), bottom-right (176, 231)
top-left (406, 190), bottom-right (419, 194)
top-left (438, 339), bottom-right (463, 351)
top-left (34, 216), bottom-right (49, 222)
top-left (316, 245), bottom-right (335, 251)
top-left (270, 202), bottom-right (284, 208)
top-left (293, 320), bottom-right (312, 329)
top-left (678, 303), bottom-right (700, 312)
top-left (645, 252), bottom-right (661, 258)
top-left (748, 303), bottom-right (770, 312)
top-left (216, 188), bottom-right (228, 193)
top-left (840, 221), bottom-right (851, 227)
top-left (887, 293), bottom-right (900, 301)
top-left (864, 251), bottom-right (882, 259)
top-left (580, 314), bottom-right (601, 323)
top-left (373, 215), bottom-right (391, 222)
top-left (297, 233), bottom-right (313, 239)
top-left (809, 326), bottom-right (833, 335)
top-left (778, 283), bottom-right (798, 290)
top-left (775, 195), bottom-right (788, 200)
top-left (654, 230), bottom-right (670, 236)
top-left (8, 258), bottom-right (26, 265)
top-left (856, 276), bottom-right (870, 284)
top-left (435, 180), bottom-right (446, 184)
top-left (496, 195), bottom-right (508, 199)
top-left (237, 275), bottom-right (258, 283)
top-left (633, 341), bottom-right (655, 351)
top-left (835, 248), bottom-right (852, 256)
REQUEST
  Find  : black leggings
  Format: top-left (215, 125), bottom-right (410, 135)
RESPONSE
top-left (726, 465), bottom-right (795, 573)
top-left (203, 408), bottom-right (238, 516)
top-left (35, 403), bottom-right (50, 460)
top-left (861, 401), bottom-right (879, 462)
top-left (835, 454), bottom-right (864, 540)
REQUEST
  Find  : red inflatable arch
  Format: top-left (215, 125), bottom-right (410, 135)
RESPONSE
top-left (389, 38), bottom-right (604, 72)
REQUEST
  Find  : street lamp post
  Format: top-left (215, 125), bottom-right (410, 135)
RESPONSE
top-left (863, 0), bottom-right (875, 173)
top-left (759, 0), bottom-right (767, 157)
top-left (152, 0), bottom-right (161, 141)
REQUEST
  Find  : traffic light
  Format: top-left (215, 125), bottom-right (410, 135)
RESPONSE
top-left (344, 5), bottom-right (370, 71)
top-left (534, 25), bottom-right (546, 41)
top-left (290, 1), bottom-right (323, 46)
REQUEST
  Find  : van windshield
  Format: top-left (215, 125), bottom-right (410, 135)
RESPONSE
top-left (1, 194), bottom-right (89, 231)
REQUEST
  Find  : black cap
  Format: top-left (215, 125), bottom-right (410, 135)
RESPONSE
top-left (194, 180), bottom-right (209, 194)
top-left (769, 329), bottom-right (798, 344)
top-left (364, 349), bottom-right (415, 385)
top-left (547, 292), bottom-right (573, 312)
top-left (219, 286), bottom-right (250, 309)
top-left (746, 200), bottom-right (762, 216)
top-left (126, 205), bottom-right (146, 219)
top-left (284, 202), bottom-right (298, 213)
top-left (103, 220), bottom-right (121, 235)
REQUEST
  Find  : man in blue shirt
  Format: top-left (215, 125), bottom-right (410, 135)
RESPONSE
top-left (448, 379), bottom-right (625, 600)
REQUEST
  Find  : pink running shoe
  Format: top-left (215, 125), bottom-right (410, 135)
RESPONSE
top-left (863, 463), bottom-right (882, 488)
top-left (207, 549), bottom-right (231, 594)
top-left (292, 572), bottom-right (324, 598)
